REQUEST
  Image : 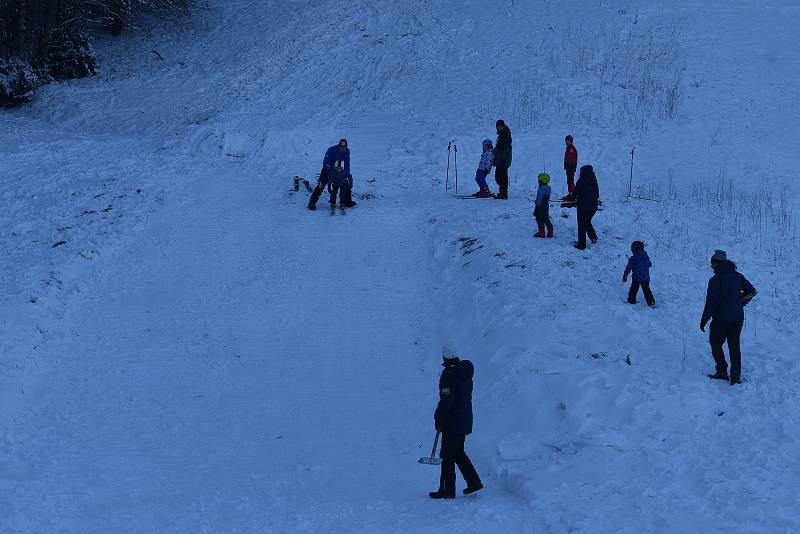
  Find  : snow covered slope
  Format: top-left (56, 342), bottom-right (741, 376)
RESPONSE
top-left (1, 0), bottom-right (798, 532)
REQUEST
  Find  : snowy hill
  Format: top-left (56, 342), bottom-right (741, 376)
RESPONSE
top-left (2, 1), bottom-right (799, 532)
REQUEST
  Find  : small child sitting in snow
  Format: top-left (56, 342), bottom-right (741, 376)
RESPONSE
top-left (533, 173), bottom-right (554, 238)
top-left (623, 240), bottom-right (656, 308)
top-left (472, 139), bottom-right (494, 198)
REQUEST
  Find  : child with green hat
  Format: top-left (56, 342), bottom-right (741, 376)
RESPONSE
top-left (533, 172), bottom-right (554, 238)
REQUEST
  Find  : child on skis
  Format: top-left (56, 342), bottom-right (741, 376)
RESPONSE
top-left (472, 139), bottom-right (494, 198)
top-left (328, 159), bottom-right (351, 208)
top-left (623, 240), bottom-right (655, 307)
top-left (533, 173), bottom-right (554, 238)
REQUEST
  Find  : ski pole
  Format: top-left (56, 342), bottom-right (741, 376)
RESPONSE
top-left (446, 140), bottom-right (451, 191)
top-left (454, 143), bottom-right (458, 194)
top-left (628, 146), bottom-right (636, 198)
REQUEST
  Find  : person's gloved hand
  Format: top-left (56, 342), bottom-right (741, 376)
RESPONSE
top-left (623, 274), bottom-right (628, 283)
top-left (700, 321), bottom-right (707, 332)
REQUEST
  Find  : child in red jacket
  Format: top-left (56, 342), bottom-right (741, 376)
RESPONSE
top-left (564, 135), bottom-right (578, 194)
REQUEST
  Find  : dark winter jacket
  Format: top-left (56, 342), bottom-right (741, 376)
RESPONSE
top-left (624, 250), bottom-right (652, 282)
top-left (574, 165), bottom-right (599, 212)
top-left (434, 358), bottom-right (474, 435)
top-left (494, 127), bottom-right (513, 169)
top-left (564, 145), bottom-right (578, 172)
top-left (700, 260), bottom-right (757, 326)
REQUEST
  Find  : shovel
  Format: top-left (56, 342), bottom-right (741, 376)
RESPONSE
top-left (418, 431), bottom-right (442, 465)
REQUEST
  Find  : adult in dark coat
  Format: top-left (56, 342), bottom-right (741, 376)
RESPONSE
top-left (307, 139), bottom-right (357, 210)
top-left (573, 164), bottom-right (599, 249)
top-left (700, 250), bottom-right (757, 385)
top-left (493, 119), bottom-right (512, 199)
top-left (429, 347), bottom-right (483, 499)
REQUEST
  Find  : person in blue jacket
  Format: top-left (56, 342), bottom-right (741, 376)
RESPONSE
top-left (471, 139), bottom-right (494, 198)
top-left (307, 139), bottom-right (357, 210)
top-left (700, 250), bottom-right (757, 385)
top-left (623, 240), bottom-right (655, 307)
top-left (430, 345), bottom-right (483, 499)
top-left (533, 172), bottom-right (554, 238)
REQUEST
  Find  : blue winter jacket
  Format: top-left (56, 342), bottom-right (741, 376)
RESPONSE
top-left (478, 148), bottom-right (494, 172)
top-left (624, 250), bottom-right (652, 282)
top-left (323, 145), bottom-right (351, 185)
top-left (535, 184), bottom-right (551, 207)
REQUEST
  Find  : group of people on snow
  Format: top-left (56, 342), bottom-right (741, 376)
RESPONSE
top-left (307, 138), bottom-right (357, 211)
top-left (427, 122), bottom-right (757, 499)
top-left (429, 246), bottom-right (756, 499)
top-left (304, 127), bottom-right (757, 500)
top-left (470, 119), bottom-right (512, 199)
top-left (470, 127), bottom-right (599, 250)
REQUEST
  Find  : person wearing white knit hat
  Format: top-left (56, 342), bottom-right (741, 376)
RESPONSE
top-left (429, 344), bottom-right (483, 499)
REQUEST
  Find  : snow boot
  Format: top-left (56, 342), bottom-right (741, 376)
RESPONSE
top-left (590, 237), bottom-right (598, 244)
top-left (429, 490), bottom-right (455, 499)
top-left (463, 483), bottom-right (483, 495)
top-left (476, 188), bottom-right (494, 198)
top-left (343, 200), bottom-right (357, 208)
top-left (307, 203), bottom-right (316, 211)
top-left (546, 228), bottom-right (554, 238)
top-left (533, 230), bottom-right (546, 238)
top-left (708, 371), bottom-right (729, 381)
top-left (730, 377), bottom-right (742, 386)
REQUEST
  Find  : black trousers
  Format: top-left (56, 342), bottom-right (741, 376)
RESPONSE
top-left (709, 320), bottom-right (743, 380)
top-left (627, 280), bottom-right (655, 306)
top-left (576, 208), bottom-right (597, 248)
top-left (534, 208), bottom-right (553, 233)
top-left (438, 432), bottom-right (481, 496)
top-left (495, 166), bottom-right (509, 197)
top-left (308, 168), bottom-right (329, 208)
top-left (329, 182), bottom-right (346, 206)
top-left (309, 170), bottom-right (352, 207)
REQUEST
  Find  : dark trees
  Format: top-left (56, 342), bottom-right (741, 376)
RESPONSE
top-left (0, 0), bottom-right (190, 106)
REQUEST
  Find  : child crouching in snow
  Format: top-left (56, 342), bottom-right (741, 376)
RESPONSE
top-left (623, 240), bottom-right (655, 308)
top-left (472, 139), bottom-right (494, 198)
top-left (533, 173), bottom-right (554, 238)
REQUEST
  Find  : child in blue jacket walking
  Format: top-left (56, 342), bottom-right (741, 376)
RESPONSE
top-left (623, 241), bottom-right (655, 307)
